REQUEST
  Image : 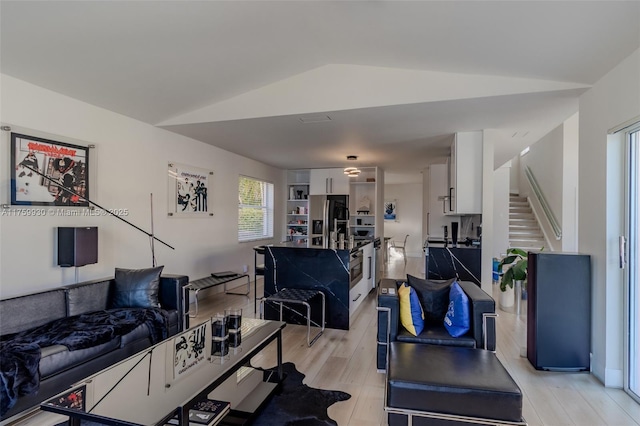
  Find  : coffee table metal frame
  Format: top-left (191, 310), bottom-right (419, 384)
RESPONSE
top-left (41, 319), bottom-right (285, 426)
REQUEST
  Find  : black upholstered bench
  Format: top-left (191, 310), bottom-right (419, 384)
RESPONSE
top-left (386, 342), bottom-right (525, 426)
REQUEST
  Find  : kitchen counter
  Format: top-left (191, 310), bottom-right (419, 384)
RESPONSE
top-left (278, 238), bottom-right (373, 252)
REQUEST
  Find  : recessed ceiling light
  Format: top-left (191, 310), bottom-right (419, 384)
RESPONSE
top-left (298, 115), bottom-right (332, 124)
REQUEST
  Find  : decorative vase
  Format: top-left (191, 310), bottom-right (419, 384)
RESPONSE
top-left (499, 284), bottom-right (515, 309)
top-left (514, 280), bottom-right (523, 315)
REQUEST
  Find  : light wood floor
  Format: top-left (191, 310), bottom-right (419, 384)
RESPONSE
top-left (10, 254), bottom-right (640, 426)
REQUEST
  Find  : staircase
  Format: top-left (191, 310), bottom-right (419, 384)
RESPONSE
top-left (509, 194), bottom-right (546, 251)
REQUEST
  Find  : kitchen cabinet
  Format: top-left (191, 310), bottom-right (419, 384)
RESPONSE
top-left (447, 131), bottom-right (483, 215)
top-left (349, 272), bottom-right (369, 321)
top-left (309, 168), bottom-right (350, 195)
top-left (361, 241), bottom-right (375, 290)
top-left (425, 163), bottom-right (450, 239)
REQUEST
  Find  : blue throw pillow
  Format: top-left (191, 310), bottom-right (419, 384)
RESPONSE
top-left (398, 283), bottom-right (425, 336)
top-left (444, 281), bottom-right (470, 337)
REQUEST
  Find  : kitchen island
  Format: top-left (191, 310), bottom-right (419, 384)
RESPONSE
top-left (425, 244), bottom-right (482, 286)
top-left (263, 241), bottom-right (372, 330)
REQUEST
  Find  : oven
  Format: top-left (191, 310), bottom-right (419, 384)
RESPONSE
top-left (349, 249), bottom-right (364, 288)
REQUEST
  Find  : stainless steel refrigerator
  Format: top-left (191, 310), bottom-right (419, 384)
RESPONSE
top-left (309, 195), bottom-right (349, 248)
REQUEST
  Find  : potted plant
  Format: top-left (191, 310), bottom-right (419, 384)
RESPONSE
top-left (497, 248), bottom-right (529, 310)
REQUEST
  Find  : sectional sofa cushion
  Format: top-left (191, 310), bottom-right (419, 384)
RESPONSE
top-left (407, 275), bottom-right (454, 324)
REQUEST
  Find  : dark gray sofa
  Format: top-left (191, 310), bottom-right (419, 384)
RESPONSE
top-left (0, 274), bottom-right (189, 422)
top-left (377, 278), bottom-right (496, 370)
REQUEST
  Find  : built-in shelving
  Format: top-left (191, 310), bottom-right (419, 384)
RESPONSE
top-left (349, 167), bottom-right (378, 238)
top-left (286, 170), bottom-right (310, 244)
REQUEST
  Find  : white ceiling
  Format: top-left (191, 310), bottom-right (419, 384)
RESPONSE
top-left (1, 1), bottom-right (638, 182)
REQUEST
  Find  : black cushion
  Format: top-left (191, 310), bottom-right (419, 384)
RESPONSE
top-left (387, 343), bottom-right (522, 423)
top-left (111, 266), bottom-right (164, 308)
top-left (407, 275), bottom-right (453, 324)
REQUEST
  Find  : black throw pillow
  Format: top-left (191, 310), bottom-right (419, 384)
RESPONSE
top-left (110, 266), bottom-right (164, 309)
top-left (407, 275), bottom-right (455, 324)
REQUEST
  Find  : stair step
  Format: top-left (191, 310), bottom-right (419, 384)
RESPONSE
top-left (508, 195), bottom-right (546, 251)
top-left (510, 237), bottom-right (545, 244)
top-left (509, 223), bottom-right (539, 229)
top-left (510, 215), bottom-right (536, 221)
top-left (509, 231), bottom-right (544, 238)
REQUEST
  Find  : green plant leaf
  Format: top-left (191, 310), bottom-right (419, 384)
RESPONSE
top-left (500, 268), bottom-right (515, 291)
top-left (498, 248), bottom-right (529, 291)
top-left (507, 248), bottom-right (528, 257)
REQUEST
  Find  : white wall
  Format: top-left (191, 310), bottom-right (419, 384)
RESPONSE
top-left (493, 166), bottom-right (510, 259)
top-left (383, 183), bottom-right (423, 257)
top-left (579, 48), bottom-right (640, 387)
top-left (0, 75), bottom-right (284, 298)
top-left (520, 126), bottom-right (564, 221)
top-left (562, 113), bottom-right (579, 251)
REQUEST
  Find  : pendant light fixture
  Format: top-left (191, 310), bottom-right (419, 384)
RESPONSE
top-left (343, 155), bottom-right (361, 177)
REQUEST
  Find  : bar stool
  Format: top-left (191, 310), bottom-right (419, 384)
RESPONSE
top-left (260, 288), bottom-right (325, 347)
top-left (253, 245), bottom-right (266, 313)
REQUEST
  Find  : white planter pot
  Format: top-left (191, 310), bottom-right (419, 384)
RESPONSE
top-left (499, 285), bottom-right (515, 309)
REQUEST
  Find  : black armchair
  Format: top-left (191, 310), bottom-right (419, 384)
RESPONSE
top-left (377, 278), bottom-right (496, 371)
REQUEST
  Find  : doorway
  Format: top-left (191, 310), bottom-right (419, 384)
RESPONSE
top-left (625, 124), bottom-right (640, 402)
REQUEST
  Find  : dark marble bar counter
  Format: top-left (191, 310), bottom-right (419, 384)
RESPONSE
top-left (426, 246), bottom-right (482, 286)
top-left (264, 246), bottom-right (350, 330)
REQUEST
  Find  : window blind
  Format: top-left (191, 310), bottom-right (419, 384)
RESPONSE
top-left (238, 176), bottom-right (274, 242)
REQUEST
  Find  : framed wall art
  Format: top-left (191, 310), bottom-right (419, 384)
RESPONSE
top-left (167, 162), bottom-right (213, 217)
top-left (384, 199), bottom-right (397, 221)
top-left (11, 132), bottom-right (90, 207)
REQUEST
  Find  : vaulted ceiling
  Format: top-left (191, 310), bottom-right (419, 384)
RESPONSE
top-left (1, 1), bottom-right (638, 182)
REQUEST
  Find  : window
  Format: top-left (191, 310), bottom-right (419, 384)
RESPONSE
top-left (238, 176), bottom-right (274, 242)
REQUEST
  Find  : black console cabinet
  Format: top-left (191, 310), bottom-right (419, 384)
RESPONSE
top-left (527, 252), bottom-right (591, 371)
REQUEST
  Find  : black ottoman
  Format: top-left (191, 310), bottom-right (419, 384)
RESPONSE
top-left (387, 342), bottom-right (524, 425)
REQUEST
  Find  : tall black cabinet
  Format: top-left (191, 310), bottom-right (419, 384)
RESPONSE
top-left (527, 252), bottom-right (591, 371)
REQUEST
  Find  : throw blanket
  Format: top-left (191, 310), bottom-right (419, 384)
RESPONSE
top-left (0, 308), bottom-right (168, 416)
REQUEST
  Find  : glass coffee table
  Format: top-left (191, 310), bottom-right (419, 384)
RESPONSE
top-left (41, 318), bottom-right (286, 425)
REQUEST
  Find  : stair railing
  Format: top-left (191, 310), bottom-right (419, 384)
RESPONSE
top-left (525, 165), bottom-right (562, 240)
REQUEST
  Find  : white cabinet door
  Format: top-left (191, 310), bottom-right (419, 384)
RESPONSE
top-left (362, 242), bottom-right (375, 289)
top-left (309, 169), bottom-right (329, 195)
top-left (448, 132), bottom-right (483, 215)
top-left (349, 274), bottom-right (369, 317)
top-left (327, 168), bottom-right (350, 194)
top-left (309, 168), bottom-right (349, 195)
top-left (427, 163), bottom-right (450, 238)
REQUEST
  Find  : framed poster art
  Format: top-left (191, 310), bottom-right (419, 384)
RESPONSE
top-left (167, 162), bottom-right (213, 217)
top-left (384, 199), bottom-right (397, 221)
top-left (10, 133), bottom-right (90, 206)
top-left (167, 321), bottom-right (210, 383)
